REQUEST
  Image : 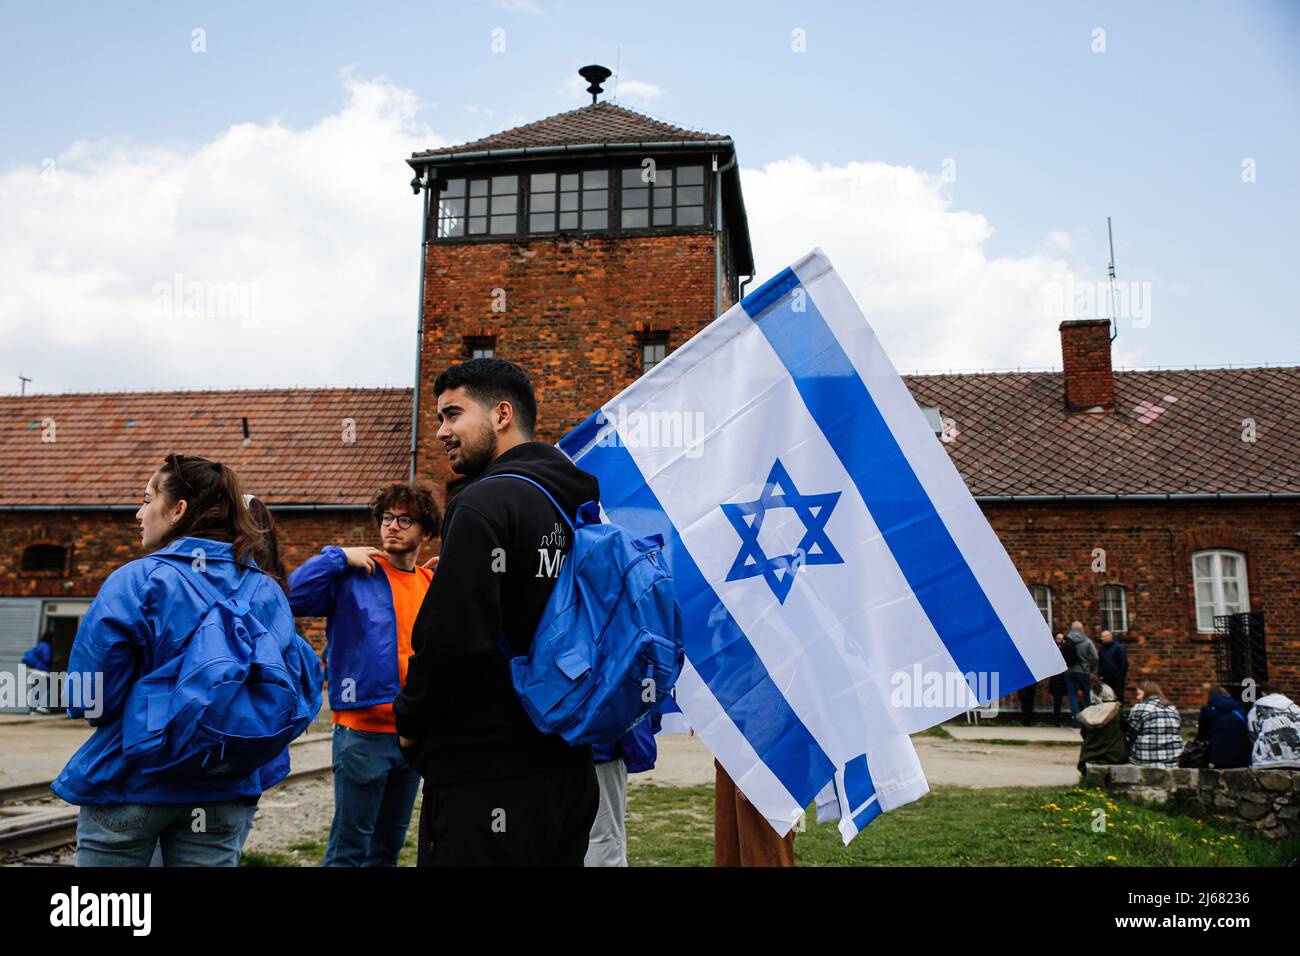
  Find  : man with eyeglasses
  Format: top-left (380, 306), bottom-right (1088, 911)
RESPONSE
top-left (288, 482), bottom-right (440, 866)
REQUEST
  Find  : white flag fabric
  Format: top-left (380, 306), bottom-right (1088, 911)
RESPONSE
top-left (557, 249), bottom-right (1063, 843)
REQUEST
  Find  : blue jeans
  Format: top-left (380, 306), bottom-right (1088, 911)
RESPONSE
top-left (323, 725), bottom-right (421, 867)
top-left (1065, 671), bottom-right (1092, 725)
top-left (76, 801), bottom-right (248, 867)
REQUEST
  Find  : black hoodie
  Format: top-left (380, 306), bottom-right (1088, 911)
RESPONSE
top-left (394, 441), bottom-right (600, 785)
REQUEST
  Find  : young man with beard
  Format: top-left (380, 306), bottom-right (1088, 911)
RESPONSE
top-left (288, 482), bottom-right (439, 866)
top-left (395, 358), bottom-right (599, 866)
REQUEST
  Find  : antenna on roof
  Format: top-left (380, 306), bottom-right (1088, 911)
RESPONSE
top-left (19, 374), bottom-right (31, 396)
top-left (579, 64), bottom-right (612, 104)
top-left (1106, 216), bottom-right (1118, 342)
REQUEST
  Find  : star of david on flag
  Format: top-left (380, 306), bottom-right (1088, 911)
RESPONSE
top-left (721, 458), bottom-right (843, 604)
top-left (558, 249), bottom-right (1065, 844)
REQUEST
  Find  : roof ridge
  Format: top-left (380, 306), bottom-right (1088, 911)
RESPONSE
top-left (0, 384), bottom-right (413, 399)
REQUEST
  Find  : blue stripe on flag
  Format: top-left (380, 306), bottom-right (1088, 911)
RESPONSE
top-left (741, 277), bottom-right (1036, 699)
top-left (573, 437), bottom-right (834, 808)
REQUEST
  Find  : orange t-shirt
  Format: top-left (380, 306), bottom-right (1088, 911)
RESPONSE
top-left (332, 555), bottom-right (433, 733)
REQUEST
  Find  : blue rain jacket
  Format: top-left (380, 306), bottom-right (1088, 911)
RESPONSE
top-left (53, 537), bottom-right (312, 806)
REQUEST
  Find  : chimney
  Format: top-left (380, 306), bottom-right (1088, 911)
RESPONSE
top-left (1058, 319), bottom-right (1114, 412)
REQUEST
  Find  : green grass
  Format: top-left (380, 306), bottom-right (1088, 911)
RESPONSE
top-left (626, 782), bottom-right (1300, 867)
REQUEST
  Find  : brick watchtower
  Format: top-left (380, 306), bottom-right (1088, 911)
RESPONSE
top-left (405, 68), bottom-right (754, 511)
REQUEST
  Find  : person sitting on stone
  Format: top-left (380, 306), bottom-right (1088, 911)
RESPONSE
top-left (1125, 679), bottom-right (1183, 768)
top-left (1246, 682), bottom-right (1300, 770)
top-left (1077, 678), bottom-right (1127, 775)
top-left (1194, 683), bottom-right (1252, 769)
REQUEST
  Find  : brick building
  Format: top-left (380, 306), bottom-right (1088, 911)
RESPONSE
top-left (2, 92), bottom-right (1297, 711)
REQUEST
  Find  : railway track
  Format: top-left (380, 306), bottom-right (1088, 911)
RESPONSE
top-left (0, 734), bottom-right (333, 862)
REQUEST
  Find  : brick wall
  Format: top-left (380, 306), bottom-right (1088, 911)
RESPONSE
top-left (986, 500), bottom-right (1300, 705)
top-left (415, 232), bottom-right (721, 511)
top-left (0, 509), bottom-right (428, 654)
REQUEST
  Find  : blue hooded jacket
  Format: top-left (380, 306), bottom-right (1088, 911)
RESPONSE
top-left (1196, 694), bottom-right (1252, 768)
top-left (53, 537), bottom-right (313, 806)
top-left (288, 546), bottom-right (404, 713)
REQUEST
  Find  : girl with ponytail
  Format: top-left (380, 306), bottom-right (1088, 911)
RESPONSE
top-left (53, 453), bottom-right (323, 866)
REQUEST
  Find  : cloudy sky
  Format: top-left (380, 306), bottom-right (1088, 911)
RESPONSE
top-left (2, 1), bottom-right (1297, 394)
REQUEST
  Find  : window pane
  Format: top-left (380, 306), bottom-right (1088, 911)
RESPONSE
top-left (622, 188), bottom-right (648, 208)
top-left (531, 192), bottom-right (555, 213)
top-left (1221, 554), bottom-right (1238, 577)
top-left (677, 165), bottom-right (704, 185)
top-left (469, 197), bottom-right (488, 216)
top-left (442, 178), bottom-right (466, 197)
top-left (470, 179), bottom-right (488, 196)
top-left (530, 173), bottom-right (555, 192)
top-left (491, 175), bottom-right (517, 193)
top-left (529, 212), bottom-right (555, 232)
top-left (438, 218), bottom-right (464, 238)
top-left (653, 188), bottom-right (673, 207)
top-left (656, 169), bottom-right (673, 187)
top-left (468, 217), bottom-right (487, 235)
top-left (653, 206), bottom-right (673, 226)
top-left (439, 197), bottom-right (466, 219)
top-left (558, 211), bottom-right (578, 230)
top-left (677, 205), bottom-right (705, 226)
top-left (560, 173), bottom-right (580, 191)
top-left (1194, 554), bottom-right (1213, 578)
top-left (581, 209), bottom-right (607, 230)
top-left (622, 208), bottom-right (649, 228)
top-left (678, 186), bottom-right (704, 206)
top-left (559, 191), bottom-right (579, 212)
top-left (583, 170), bottom-right (608, 188)
top-left (582, 188), bottom-right (607, 210)
top-left (491, 194), bottom-right (517, 214)
top-left (489, 214), bottom-right (516, 234)
top-left (621, 168), bottom-right (645, 187)
top-left (1223, 581), bottom-right (1241, 608)
top-left (1198, 605), bottom-right (1215, 631)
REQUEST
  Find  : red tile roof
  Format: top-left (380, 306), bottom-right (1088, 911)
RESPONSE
top-left (905, 366), bottom-right (1300, 497)
top-left (413, 102), bottom-right (727, 158)
top-left (0, 388), bottom-right (411, 506)
top-left (4, 365), bottom-right (1296, 506)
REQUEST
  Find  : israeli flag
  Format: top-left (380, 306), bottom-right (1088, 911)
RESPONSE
top-left (558, 249), bottom-right (1063, 844)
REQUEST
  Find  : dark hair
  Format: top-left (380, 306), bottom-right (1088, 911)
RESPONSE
top-left (246, 496), bottom-right (290, 597)
top-left (153, 453), bottom-right (262, 571)
top-left (369, 481), bottom-right (441, 537)
top-left (433, 358), bottom-right (537, 438)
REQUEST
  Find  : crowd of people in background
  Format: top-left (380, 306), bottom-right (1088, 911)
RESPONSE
top-left (1017, 623), bottom-right (1300, 776)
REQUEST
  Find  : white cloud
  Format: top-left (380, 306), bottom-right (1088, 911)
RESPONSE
top-left (740, 157), bottom-right (1129, 372)
top-left (563, 73), bottom-right (660, 108)
top-left (0, 70), bottom-right (443, 393)
top-left (610, 79), bottom-right (662, 107)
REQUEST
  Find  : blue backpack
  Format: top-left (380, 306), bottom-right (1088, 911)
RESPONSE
top-left (122, 560), bottom-right (323, 779)
top-left (481, 473), bottom-right (684, 747)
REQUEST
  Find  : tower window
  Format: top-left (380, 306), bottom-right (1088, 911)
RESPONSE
top-left (621, 165), bottom-right (706, 229)
top-left (528, 170), bottom-right (609, 233)
top-left (641, 336), bottom-right (668, 372)
top-left (437, 175), bottom-right (518, 238)
top-left (464, 336), bottom-right (495, 360)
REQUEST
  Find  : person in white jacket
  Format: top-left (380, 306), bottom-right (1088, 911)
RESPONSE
top-left (1246, 684), bottom-right (1300, 770)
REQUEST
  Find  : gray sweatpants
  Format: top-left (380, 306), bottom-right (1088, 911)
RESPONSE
top-left (584, 757), bottom-right (628, 867)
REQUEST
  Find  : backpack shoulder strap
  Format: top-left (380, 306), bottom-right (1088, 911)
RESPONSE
top-left (480, 472), bottom-right (575, 532)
